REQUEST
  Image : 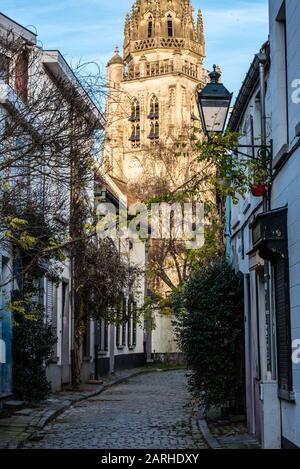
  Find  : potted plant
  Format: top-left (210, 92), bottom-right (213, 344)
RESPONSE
top-left (250, 182), bottom-right (267, 197)
top-left (249, 160), bottom-right (269, 197)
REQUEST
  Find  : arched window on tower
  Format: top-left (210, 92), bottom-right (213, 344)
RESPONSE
top-left (167, 14), bottom-right (173, 37)
top-left (148, 96), bottom-right (159, 141)
top-left (149, 95), bottom-right (159, 119)
top-left (148, 15), bottom-right (153, 38)
top-left (129, 98), bottom-right (141, 147)
top-left (130, 99), bottom-right (140, 121)
top-left (154, 121), bottom-right (159, 139)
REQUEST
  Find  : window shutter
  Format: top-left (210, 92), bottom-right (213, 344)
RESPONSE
top-left (133, 307), bottom-right (137, 347)
top-left (46, 279), bottom-right (53, 323)
top-left (127, 298), bottom-right (132, 347)
top-left (122, 297), bottom-right (127, 346)
top-left (274, 257), bottom-right (294, 401)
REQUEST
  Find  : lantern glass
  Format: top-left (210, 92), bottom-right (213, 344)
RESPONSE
top-left (197, 65), bottom-right (233, 135)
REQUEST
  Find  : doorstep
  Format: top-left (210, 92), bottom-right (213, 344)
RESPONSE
top-left (0, 393), bottom-right (13, 410)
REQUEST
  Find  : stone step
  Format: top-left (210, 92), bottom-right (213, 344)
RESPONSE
top-left (3, 400), bottom-right (26, 412)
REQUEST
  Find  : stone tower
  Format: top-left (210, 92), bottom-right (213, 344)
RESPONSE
top-left (104, 0), bottom-right (206, 185)
top-left (103, 0), bottom-right (207, 358)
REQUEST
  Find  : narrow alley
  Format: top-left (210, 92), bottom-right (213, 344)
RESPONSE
top-left (23, 371), bottom-right (207, 450)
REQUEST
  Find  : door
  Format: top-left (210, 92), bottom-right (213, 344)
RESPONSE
top-left (249, 271), bottom-right (262, 443)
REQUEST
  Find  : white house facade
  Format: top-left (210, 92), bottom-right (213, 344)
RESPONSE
top-left (228, 0), bottom-right (300, 449)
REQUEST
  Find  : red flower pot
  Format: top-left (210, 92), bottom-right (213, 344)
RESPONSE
top-left (250, 183), bottom-right (266, 197)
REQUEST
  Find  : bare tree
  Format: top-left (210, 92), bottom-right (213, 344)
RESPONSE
top-left (0, 27), bottom-right (138, 390)
top-left (121, 130), bottom-right (221, 300)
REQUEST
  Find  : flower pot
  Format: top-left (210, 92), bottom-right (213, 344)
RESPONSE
top-left (250, 183), bottom-right (266, 197)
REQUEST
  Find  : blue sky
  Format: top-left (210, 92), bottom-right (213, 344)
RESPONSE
top-left (0, 0), bottom-right (268, 98)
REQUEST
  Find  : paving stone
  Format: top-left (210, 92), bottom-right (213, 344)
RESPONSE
top-left (23, 370), bottom-right (207, 450)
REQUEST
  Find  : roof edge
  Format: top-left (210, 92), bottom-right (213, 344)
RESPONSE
top-left (0, 12), bottom-right (37, 44)
top-left (227, 40), bottom-right (270, 132)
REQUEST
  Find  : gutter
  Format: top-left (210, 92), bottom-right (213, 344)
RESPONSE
top-left (228, 41), bottom-right (270, 132)
top-left (0, 12), bottom-right (37, 44)
top-left (42, 50), bottom-right (104, 128)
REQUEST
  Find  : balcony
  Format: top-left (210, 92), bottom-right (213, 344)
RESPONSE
top-left (124, 59), bottom-right (200, 81)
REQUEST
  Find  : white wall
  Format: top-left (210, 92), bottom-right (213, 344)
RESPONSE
top-left (269, 0), bottom-right (300, 448)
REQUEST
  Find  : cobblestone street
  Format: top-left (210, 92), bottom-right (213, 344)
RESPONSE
top-left (23, 370), bottom-right (206, 450)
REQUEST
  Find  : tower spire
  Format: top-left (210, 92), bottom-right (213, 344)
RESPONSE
top-left (197, 9), bottom-right (205, 55)
top-left (124, 0), bottom-right (205, 60)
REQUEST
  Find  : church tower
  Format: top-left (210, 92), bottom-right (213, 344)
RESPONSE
top-left (103, 0), bottom-right (207, 359)
top-left (104, 0), bottom-right (207, 185)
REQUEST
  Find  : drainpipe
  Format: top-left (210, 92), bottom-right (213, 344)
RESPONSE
top-left (225, 195), bottom-right (231, 261)
top-left (257, 52), bottom-right (273, 378)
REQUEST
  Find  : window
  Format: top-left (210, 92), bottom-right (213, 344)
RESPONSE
top-left (0, 54), bottom-right (9, 83)
top-left (274, 257), bottom-right (293, 400)
top-left (83, 320), bottom-right (91, 358)
top-left (276, 2), bottom-right (289, 145)
top-left (45, 278), bottom-right (54, 324)
top-left (133, 308), bottom-right (137, 348)
top-left (130, 99), bottom-right (140, 121)
top-left (130, 123), bottom-right (140, 144)
top-left (167, 15), bottom-right (173, 37)
top-left (122, 296), bottom-right (127, 346)
top-left (129, 99), bottom-right (141, 146)
top-left (15, 51), bottom-right (29, 102)
top-left (116, 296), bottom-right (127, 348)
top-left (0, 255), bottom-right (9, 309)
top-left (148, 96), bottom-right (159, 140)
top-left (116, 304), bottom-right (122, 348)
top-left (61, 281), bottom-right (70, 361)
top-left (149, 96), bottom-right (159, 117)
top-left (95, 320), bottom-right (109, 353)
top-left (127, 304), bottom-right (132, 348)
top-left (127, 296), bottom-right (137, 348)
top-left (148, 16), bottom-right (153, 38)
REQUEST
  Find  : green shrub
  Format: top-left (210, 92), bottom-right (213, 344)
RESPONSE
top-left (174, 257), bottom-right (245, 412)
top-left (13, 304), bottom-right (57, 402)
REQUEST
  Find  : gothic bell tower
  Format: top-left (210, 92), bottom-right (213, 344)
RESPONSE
top-left (103, 0), bottom-right (207, 359)
top-left (123, 0), bottom-right (205, 59)
top-left (104, 0), bottom-right (207, 184)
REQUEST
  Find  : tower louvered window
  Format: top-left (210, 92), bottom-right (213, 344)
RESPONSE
top-left (148, 96), bottom-right (159, 141)
top-left (129, 98), bottom-right (141, 147)
top-left (148, 16), bottom-right (153, 38)
top-left (167, 15), bottom-right (173, 37)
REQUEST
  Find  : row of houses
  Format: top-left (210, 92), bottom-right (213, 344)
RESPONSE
top-left (228, 0), bottom-right (300, 449)
top-left (0, 12), bottom-right (148, 402)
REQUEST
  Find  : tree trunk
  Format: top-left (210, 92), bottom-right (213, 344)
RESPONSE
top-left (71, 334), bottom-right (82, 389)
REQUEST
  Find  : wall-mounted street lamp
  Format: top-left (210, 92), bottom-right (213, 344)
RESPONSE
top-left (197, 65), bottom-right (233, 135)
top-left (197, 63), bottom-right (271, 164)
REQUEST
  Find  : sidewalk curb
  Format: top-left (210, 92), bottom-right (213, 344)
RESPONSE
top-left (197, 414), bottom-right (222, 449)
top-left (191, 414), bottom-right (208, 449)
